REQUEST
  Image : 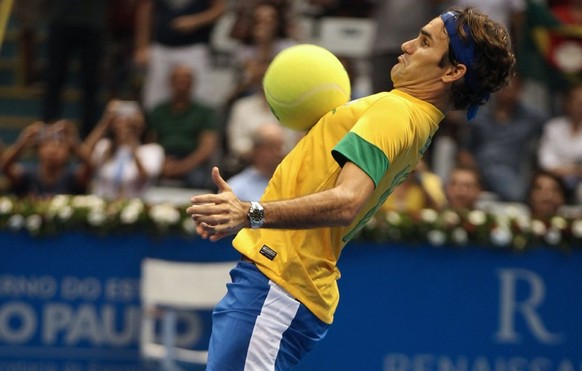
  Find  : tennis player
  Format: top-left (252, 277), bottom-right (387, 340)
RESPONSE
top-left (187, 7), bottom-right (516, 370)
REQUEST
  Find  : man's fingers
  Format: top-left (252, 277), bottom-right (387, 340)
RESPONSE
top-left (191, 214), bottom-right (230, 226)
top-left (187, 202), bottom-right (231, 217)
top-left (189, 193), bottom-right (224, 205)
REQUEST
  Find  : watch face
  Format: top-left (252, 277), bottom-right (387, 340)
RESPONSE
top-left (249, 203), bottom-right (264, 227)
top-left (250, 209), bottom-right (262, 221)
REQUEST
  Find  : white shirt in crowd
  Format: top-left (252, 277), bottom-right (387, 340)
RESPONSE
top-left (538, 116), bottom-right (582, 172)
top-left (91, 139), bottom-right (165, 200)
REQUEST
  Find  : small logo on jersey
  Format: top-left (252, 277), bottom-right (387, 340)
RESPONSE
top-left (260, 245), bottom-right (277, 260)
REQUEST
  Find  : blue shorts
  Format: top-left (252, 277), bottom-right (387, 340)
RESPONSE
top-left (206, 261), bottom-right (329, 370)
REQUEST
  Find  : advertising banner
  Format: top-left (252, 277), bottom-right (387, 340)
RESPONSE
top-left (0, 233), bottom-right (580, 370)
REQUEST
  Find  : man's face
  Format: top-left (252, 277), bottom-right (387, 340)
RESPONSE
top-left (391, 17), bottom-right (450, 89)
top-left (529, 175), bottom-right (565, 219)
top-left (446, 170), bottom-right (481, 210)
top-left (170, 67), bottom-right (193, 97)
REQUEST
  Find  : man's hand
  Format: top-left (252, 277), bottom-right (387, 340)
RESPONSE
top-left (18, 122), bottom-right (45, 147)
top-left (171, 15), bottom-right (204, 33)
top-left (133, 47), bottom-right (150, 68)
top-left (186, 167), bottom-right (249, 241)
top-left (162, 158), bottom-right (190, 178)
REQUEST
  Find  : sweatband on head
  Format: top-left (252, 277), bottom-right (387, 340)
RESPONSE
top-left (440, 11), bottom-right (489, 120)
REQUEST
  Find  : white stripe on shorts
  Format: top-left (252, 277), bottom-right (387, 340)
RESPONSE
top-left (244, 280), bottom-right (301, 370)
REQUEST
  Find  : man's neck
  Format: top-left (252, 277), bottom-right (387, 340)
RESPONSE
top-left (171, 97), bottom-right (191, 112)
top-left (397, 83), bottom-right (452, 115)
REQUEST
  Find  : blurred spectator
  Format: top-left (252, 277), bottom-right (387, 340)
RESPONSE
top-left (146, 65), bottom-right (219, 189)
top-left (134, 0), bottom-right (226, 110)
top-left (457, 74), bottom-right (547, 202)
top-left (537, 82), bottom-right (582, 203)
top-left (444, 165), bottom-right (483, 212)
top-left (228, 122), bottom-right (285, 201)
top-left (12, 0), bottom-right (49, 85)
top-left (41, 0), bottom-right (109, 138)
top-left (229, 0), bottom-right (297, 42)
top-left (1, 120), bottom-right (91, 198)
top-left (369, 0), bottom-right (437, 93)
top-left (380, 160), bottom-right (446, 213)
top-left (517, 0), bottom-right (582, 113)
top-left (543, 0), bottom-right (582, 86)
top-left (226, 1), bottom-right (296, 106)
top-left (450, 0), bottom-right (525, 43)
top-left (224, 85), bottom-right (301, 177)
top-left (527, 170), bottom-right (567, 220)
top-left (84, 100), bottom-right (164, 200)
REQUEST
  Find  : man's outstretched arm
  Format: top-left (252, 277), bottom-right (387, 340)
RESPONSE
top-left (186, 162), bottom-right (375, 241)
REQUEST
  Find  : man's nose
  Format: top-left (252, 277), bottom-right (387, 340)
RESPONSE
top-left (401, 40), bottom-right (414, 54)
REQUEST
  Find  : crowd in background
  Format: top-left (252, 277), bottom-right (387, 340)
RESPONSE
top-left (0, 0), bottom-right (581, 222)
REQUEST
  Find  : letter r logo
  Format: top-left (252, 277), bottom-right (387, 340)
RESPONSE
top-left (495, 268), bottom-right (564, 344)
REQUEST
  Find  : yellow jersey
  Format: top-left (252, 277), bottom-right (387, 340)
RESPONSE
top-left (232, 90), bottom-right (444, 324)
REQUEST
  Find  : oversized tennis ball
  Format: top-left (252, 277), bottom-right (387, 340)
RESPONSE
top-left (263, 44), bottom-right (351, 131)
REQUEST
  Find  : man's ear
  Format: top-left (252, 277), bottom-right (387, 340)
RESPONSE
top-left (442, 63), bottom-right (467, 84)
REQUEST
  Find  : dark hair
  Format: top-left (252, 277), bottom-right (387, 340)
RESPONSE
top-left (449, 164), bottom-right (483, 189)
top-left (445, 7), bottom-right (516, 110)
top-left (240, 0), bottom-right (290, 45)
top-left (527, 170), bottom-right (569, 203)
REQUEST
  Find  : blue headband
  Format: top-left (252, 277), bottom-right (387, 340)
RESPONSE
top-left (440, 11), bottom-right (489, 120)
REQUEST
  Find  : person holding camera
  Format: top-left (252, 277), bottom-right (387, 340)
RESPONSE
top-left (0, 120), bottom-right (91, 198)
top-left (84, 100), bottom-right (165, 200)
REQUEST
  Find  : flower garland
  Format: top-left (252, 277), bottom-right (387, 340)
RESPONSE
top-left (1, 195), bottom-right (581, 250)
top-left (0, 195), bottom-right (196, 237)
top-left (359, 208), bottom-right (582, 251)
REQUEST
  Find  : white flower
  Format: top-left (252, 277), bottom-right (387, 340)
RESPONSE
top-left (50, 195), bottom-right (70, 210)
top-left (550, 217), bottom-right (568, 231)
top-left (149, 203), bottom-right (180, 225)
top-left (365, 217), bottom-right (377, 230)
top-left (87, 210), bottom-right (107, 226)
top-left (182, 218), bottom-right (197, 234)
top-left (72, 195), bottom-right (105, 210)
top-left (532, 220), bottom-right (547, 236)
top-left (572, 220), bottom-right (582, 238)
top-left (515, 215), bottom-right (531, 232)
top-left (490, 227), bottom-right (512, 247)
top-left (495, 214), bottom-right (510, 229)
top-left (125, 198), bottom-right (145, 213)
top-left (47, 195), bottom-right (71, 220)
top-left (57, 206), bottom-right (73, 221)
top-left (0, 197), bottom-right (13, 215)
top-left (120, 207), bottom-right (140, 224)
top-left (7, 214), bottom-right (25, 230)
top-left (427, 230), bottom-right (446, 246)
top-left (452, 227), bottom-right (468, 245)
top-left (420, 209), bottom-right (438, 224)
top-left (442, 210), bottom-right (460, 226)
top-left (26, 215), bottom-right (42, 232)
top-left (544, 228), bottom-right (561, 245)
top-left (385, 211), bottom-right (401, 225)
top-left (119, 199), bottom-right (145, 224)
top-left (468, 210), bottom-right (486, 226)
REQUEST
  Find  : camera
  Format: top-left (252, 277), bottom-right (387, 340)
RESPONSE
top-left (115, 101), bottom-right (140, 118)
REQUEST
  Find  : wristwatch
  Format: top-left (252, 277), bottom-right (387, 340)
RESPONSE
top-left (248, 202), bottom-right (265, 229)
